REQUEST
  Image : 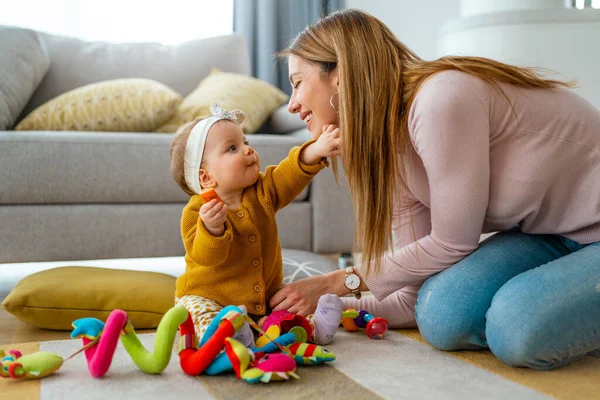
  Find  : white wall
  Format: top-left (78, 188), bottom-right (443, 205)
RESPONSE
top-left (346, 1), bottom-right (600, 107)
top-left (439, 8), bottom-right (600, 107)
top-left (459, 0), bottom-right (568, 16)
top-left (346, 0), bottom-right (460, 61)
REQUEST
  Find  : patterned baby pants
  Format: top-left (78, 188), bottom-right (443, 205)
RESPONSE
top-left (175, 295), bottom-right (224, 341)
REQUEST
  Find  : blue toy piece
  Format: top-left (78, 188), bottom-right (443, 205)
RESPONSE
top-left (199, 305), bottom-right (244, 347)
top-left (203, 332), bottom-right (296, 375)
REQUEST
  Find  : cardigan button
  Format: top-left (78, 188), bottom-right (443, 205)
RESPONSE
top-left (255, 304), bottom-right (263, 312)
top-left (237, 210), bottom-right (244, 218)
top-left (254, 284), bottom-right (262, 292)
top-left (252, 259), bottom-right (260, 267)
top-left (248, 234), bottom-right (256, 243)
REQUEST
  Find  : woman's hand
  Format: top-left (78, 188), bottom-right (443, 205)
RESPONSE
top-left (269, 269), bottom-right (346, 316)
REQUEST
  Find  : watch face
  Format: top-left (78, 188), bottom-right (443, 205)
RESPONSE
top-left (345, 274), bottom-right (360, 290)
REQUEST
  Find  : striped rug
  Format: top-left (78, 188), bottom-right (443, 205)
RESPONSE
top-left (1, 329), bottom-right (598, 399)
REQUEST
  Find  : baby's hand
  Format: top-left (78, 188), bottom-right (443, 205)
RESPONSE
top-left (314, 124), bottom-right (341, 158)
top-left (199, 199), bottom-right (227, 236)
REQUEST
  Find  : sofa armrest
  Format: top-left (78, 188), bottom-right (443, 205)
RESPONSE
top-left (262, 104), bottom-right (306, 134)
top-left (311, 163), bottom-right (356, 254)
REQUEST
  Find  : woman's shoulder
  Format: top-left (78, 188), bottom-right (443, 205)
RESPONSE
top-left (409, 70), bottom-right (491, 122)
top-left (416, 70), bottom-right (491, 101)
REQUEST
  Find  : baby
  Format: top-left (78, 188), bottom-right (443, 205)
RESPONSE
top-left (169, 104), bottom-right (343, 347)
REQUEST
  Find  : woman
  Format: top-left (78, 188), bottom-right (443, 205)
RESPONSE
top-left (269, 9), bottom-right (600, 370)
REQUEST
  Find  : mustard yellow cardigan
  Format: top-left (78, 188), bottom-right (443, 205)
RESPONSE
top-left (175, 141), bottom-right (327, 315)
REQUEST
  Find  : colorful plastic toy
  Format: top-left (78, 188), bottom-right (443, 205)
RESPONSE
top-left (0, 306), bottom-right (242, 380)
top-left (178, 307), bottom-right (246, 376)
top-left (0, 349), bottom-right (63, 379)
top-left (341, 309), bottom-right (388, 339)
top-left (1, 304), bottom-right (337, 384)
top-left (225, 337), bottom-right (299, 383)
top-left (256, 310), bottom-right (313, 347)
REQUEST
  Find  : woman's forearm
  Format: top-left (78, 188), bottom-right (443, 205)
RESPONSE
top-left (325, 267), bottom-right (370, 296)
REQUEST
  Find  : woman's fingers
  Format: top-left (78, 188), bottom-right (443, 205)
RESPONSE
top-left (268, 286), bottom-right (288, 308)
top-left (269, 285), bottom-right (303, 312)
top-left (271, 297), bottom-right (296, 312)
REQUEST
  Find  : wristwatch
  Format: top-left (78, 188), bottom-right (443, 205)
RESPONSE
top-left (344, 266), bottom-right (362, 299)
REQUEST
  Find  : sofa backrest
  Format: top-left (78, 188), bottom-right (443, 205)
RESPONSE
top-left (21, 32), bottom-right (250, 119)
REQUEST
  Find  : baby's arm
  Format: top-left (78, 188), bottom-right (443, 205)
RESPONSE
top-left (260, 125), bottom-right (340, 211)
top-left (182, 196), bottom-right (232, 266)
top-left (300, 124), bottom-right (341, 165)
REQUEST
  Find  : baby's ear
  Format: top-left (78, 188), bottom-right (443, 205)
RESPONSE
top-left (199, 169), bottom-right (216, 188)
top-left (231, 109), bottom-right (246, 125)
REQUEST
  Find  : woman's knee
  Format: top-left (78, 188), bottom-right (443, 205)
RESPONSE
top-left (486, 277), bottom-right (564, 370)
top-left (415, 276), bottom-right (485, 351)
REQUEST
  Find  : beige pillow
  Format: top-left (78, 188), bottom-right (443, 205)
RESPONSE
top-left (155, 69), bottom-right (289, 134)
top-left (15, 78), bottom-right (182, 132)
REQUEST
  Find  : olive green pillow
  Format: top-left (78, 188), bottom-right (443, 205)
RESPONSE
top-left (2, 267), bottom-right (176, 330)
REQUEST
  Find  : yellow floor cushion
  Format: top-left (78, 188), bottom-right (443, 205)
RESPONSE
top-left (1, 266), bottom-right (176, 330)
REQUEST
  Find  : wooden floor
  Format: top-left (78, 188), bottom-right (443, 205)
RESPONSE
top-left (0, 307), bottom-right (70, 344)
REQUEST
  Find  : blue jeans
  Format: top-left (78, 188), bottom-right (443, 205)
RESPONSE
top-left (414, 229), bottom-right (600, 370)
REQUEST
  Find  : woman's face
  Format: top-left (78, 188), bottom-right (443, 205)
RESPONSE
top-left (287, 55), bottom-right (339, 139)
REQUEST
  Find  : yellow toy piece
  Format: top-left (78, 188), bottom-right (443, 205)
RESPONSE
top-left (256, 325), bottom-right (281, 348)
top-left (341, 309), bottom-right (360, 331)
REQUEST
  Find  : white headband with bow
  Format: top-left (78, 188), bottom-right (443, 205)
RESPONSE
top-left (184, 103), bottom-right (246, 194)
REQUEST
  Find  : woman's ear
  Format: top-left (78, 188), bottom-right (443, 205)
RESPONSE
top-left (331, 66), bottom-right (339, 88)
top-left (199, 169), bottom-right (216, 188)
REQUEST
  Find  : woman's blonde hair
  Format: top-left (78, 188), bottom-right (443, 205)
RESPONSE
top-left (278, 9), bottom-right (574, 276)
top-left (169, 117), bottom-right (203, 196)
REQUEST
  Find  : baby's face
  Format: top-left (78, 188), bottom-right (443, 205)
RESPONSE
top-left (202, 121), bottom-right (260, 191)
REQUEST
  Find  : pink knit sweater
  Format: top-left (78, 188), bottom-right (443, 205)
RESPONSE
top-left (345, 71), bottom-right (600, 323)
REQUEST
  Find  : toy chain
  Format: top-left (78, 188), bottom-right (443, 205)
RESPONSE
top-left (1, 305), bottom-right (337, 382)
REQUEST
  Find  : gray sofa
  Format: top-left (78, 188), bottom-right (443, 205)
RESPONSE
top-left (0, 28), bottom-right (355, 277)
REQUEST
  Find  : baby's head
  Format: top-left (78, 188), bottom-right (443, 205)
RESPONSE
top-left (170, 105), bottom-right (260, 196)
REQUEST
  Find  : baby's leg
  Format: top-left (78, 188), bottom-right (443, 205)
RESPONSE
top-left (233, 305), bottom-right (255, 347)
top-left (307, 294), bottom-right (343, 345)
top-left (175, 295), bottom-right (223, 343)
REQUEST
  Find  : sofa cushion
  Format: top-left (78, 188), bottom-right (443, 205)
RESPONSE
top-left (0, 202), bottom-right (311, 263)
top-left (155, 69), bottom-right (288, 134)
top-left (262, 105), bottom-right (308, 134)
top-left (1, 267), bottom-right (176, 330)
top-left (20, 33), bottom-right (250, 122)
top-left (0, 131), bottom-right (309, 204)
top-left (0, 26), bottom-right (49, 130)
top-left (15, 78), bottom-right (181, 132)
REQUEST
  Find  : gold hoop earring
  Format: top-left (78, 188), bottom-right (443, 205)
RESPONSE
top-left (329, 91), bottom-right (339, 113)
